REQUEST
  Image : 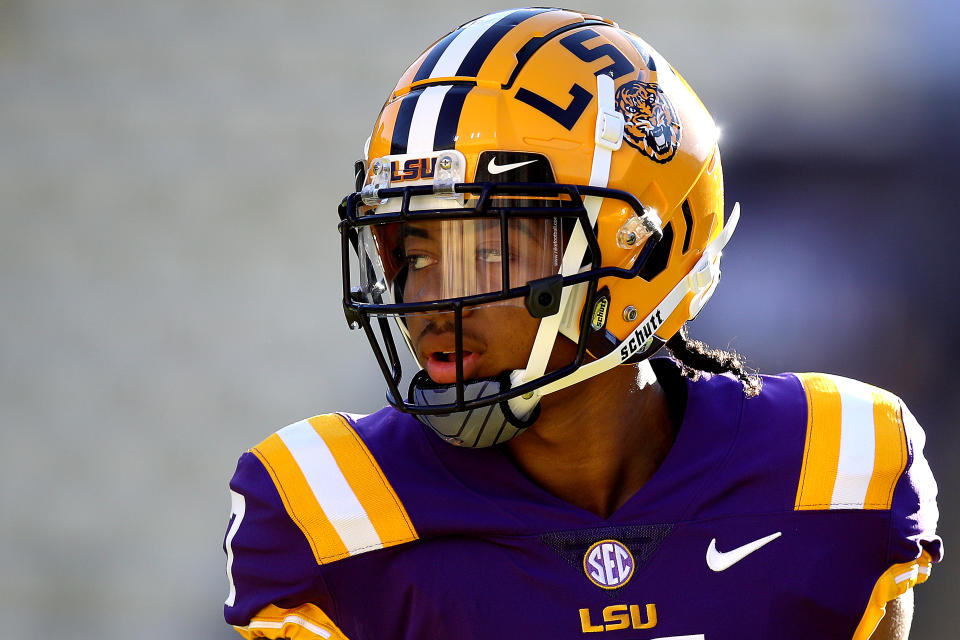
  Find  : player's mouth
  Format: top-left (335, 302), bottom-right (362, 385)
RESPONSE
top-left (425, 350), bottom-right (481, 384)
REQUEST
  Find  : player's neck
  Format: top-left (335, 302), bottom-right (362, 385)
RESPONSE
top-left (505, 361), bottom-right (675, 519)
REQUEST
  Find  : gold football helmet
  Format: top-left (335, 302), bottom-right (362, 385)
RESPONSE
top-left (339, 8), bottom-right (738, 446)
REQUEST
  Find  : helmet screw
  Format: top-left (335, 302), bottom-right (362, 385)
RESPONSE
top-left (623, 306), bottom-right (638, 322)
top-left (438, 156), bottom-right (453, 171)
top-left (624, 231), bottom-right (637, 246)
top-left (372, 160), bottom-right (383, 175)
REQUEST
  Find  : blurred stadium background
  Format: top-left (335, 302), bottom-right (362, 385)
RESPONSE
top-left (1, 0), bottom-right (956, 637)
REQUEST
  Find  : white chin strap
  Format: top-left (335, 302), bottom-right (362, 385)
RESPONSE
top-left (510, 74), bottom-right (622, 384)
top-left (506, 74), bottom-right (740, 420)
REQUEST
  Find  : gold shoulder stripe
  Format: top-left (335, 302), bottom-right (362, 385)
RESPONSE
top-left (864, 388), bottom-right (908, 509)
top-left (795, 373), bottom-right (842, 510)
top-left (251, 415), bottom-right (417, 564)
top-left (235, 603), bottom-right (350, 639)
top-left (851, 550), bottom-right (934, 640)
top-left (253, 431), bottom-right (349, 562)
top-left (306, 414), bottom-right (418, 551)
top-left (795, 373), bottom-right (907, 511)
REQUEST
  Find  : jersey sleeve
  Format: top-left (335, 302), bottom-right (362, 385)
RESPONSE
top-left (888, 399), bottom-right (942, 568)
top-left (223, 449), bottom-right (348, 639)
top-left (223, 414), bottom-right (419, 639)
top-left (792, 374), bottom-right (942, 563)
top-left (852, 398), bottom-right (942, 640)
top-left (792, 373), bottom-right (942, 639)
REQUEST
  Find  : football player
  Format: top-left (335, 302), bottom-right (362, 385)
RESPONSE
top-left (223, 8), bottom-right (941, 639)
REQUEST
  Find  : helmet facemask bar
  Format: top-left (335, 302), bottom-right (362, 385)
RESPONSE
top-left (339, 182), bottom-right (664, 416)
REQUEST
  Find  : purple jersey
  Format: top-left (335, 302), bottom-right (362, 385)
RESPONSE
top-left (223, 364), bottom-right (941, 639)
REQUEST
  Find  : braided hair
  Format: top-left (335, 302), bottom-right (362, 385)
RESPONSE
top-left (665, 326), bottom-right (762, 397)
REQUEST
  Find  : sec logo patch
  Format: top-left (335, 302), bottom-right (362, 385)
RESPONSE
top-left (583, 539), bottom-right (635, 589)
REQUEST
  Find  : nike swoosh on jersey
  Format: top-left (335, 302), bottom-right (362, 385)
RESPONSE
top-left (706, 531), bottom-right (782, 572)
top-left (486, 157), bottom-right (537, 175)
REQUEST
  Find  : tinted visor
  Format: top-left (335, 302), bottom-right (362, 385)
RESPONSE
top-left (358, 214), bottom-right (566, 305)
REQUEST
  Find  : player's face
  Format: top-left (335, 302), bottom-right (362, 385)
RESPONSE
top-left (399, 217), bottom-right (569, 383)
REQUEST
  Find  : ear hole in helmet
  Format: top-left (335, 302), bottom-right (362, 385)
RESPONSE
top-left (638, 221), bottom-right (673, 281)
top-left (681, 200), bottom-right (693, 254)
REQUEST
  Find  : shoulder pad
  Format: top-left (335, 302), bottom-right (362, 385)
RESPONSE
top-left (793, 373), bottom-right (907, 511)
top-left (251, 413), bottom-right (419, 565)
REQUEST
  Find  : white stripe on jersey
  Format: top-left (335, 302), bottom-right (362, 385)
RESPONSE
top-left (830, 375), bottom-right (876, 509)
top-left (894, 567), bottom-right (920, 584)
top-left (276, 419), bottom-right (382, 555)
top-left (248, 615), bottom-right (333, 638)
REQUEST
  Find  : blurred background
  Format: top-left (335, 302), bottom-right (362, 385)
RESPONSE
top-left (1, 0), bottom-right (956, 637)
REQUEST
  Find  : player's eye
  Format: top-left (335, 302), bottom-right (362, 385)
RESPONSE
top-left (476, 247), bottom-right (503, 263)
top-left (406, 254), bottom-right (437, 271)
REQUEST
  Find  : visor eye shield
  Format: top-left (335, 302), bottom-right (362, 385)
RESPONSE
top-left (361, 194), bottom-right (572, 312)
top-left (339, 181), bottom-right (663, 416)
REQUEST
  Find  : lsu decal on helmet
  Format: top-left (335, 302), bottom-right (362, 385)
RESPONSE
top-left (338, 7), bottom-right (739, 447)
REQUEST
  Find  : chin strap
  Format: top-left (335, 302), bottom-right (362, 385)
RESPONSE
top-left (507, 74), bottom-right (625, 418)
top-left (507, 202), bottom-right (740, 417)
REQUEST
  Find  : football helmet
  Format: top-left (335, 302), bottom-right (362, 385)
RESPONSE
top-left (339, 7), bottom-right (739, 447)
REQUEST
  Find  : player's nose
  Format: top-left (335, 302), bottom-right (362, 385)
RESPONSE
top-left (405, 273), bottom-right (443, 304)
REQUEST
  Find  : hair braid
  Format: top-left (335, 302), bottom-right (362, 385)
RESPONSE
top-left (665, 326), bottom-right (762, 397)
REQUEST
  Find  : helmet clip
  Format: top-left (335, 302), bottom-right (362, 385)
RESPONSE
top-left (524, 275), bottom-right (564, 318)
top-left (361, 157), bottom-right (391, 206)
top-left (432, 152), bottom-right (465, 199)
top-left (595, 107), bottom-right (625, 151)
